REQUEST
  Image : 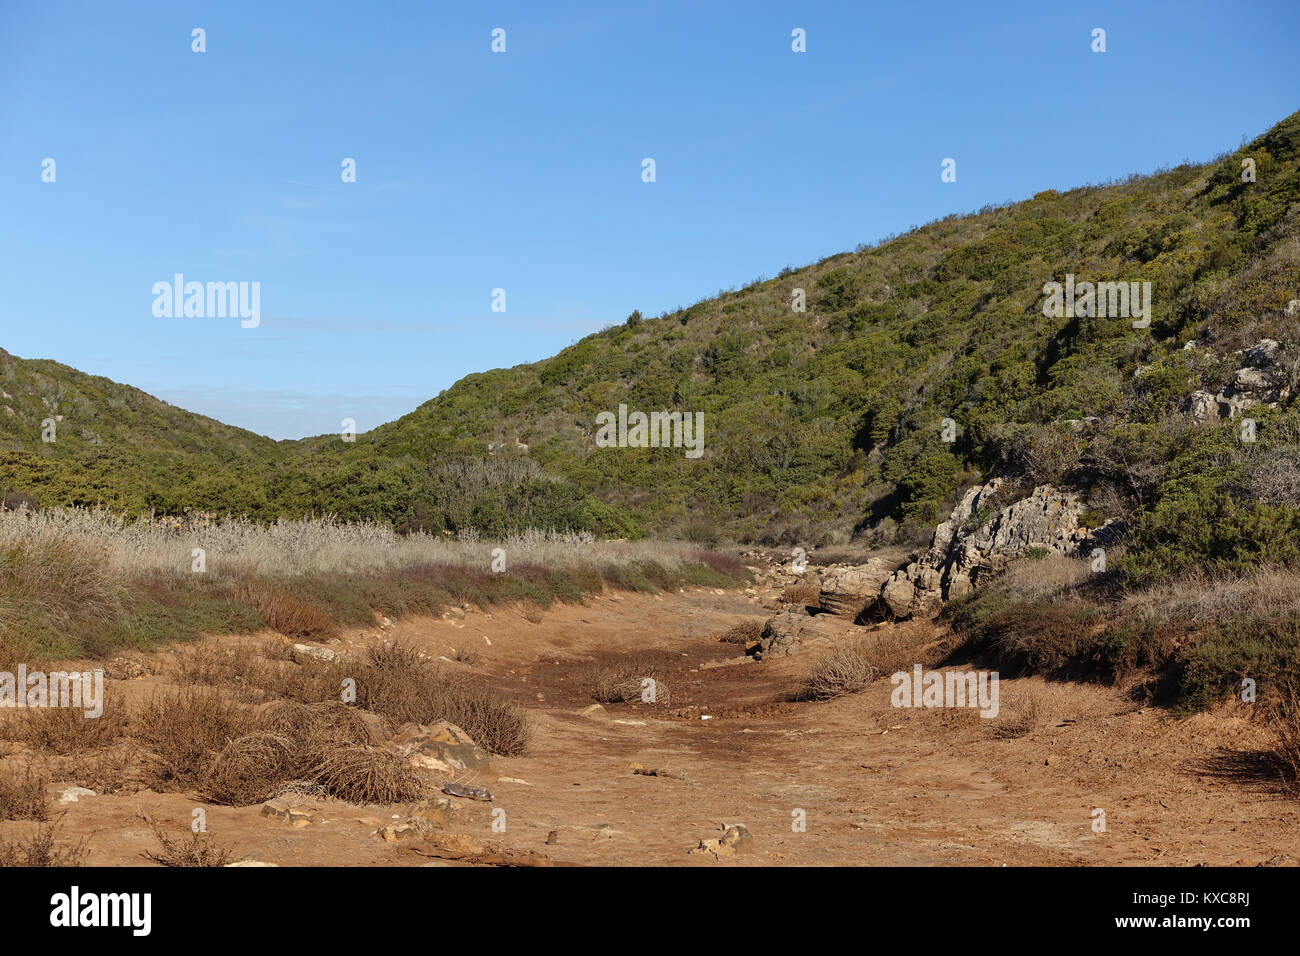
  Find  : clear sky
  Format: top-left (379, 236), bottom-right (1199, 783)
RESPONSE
top-left (1, 0), bottom-right (1297, 439)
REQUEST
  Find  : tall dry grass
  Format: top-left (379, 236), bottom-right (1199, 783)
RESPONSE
top-left (0, 506), bottom-right (747, 660)
top-left (0, 507), bottom-right (712, 578)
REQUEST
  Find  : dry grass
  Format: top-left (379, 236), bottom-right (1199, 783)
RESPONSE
top-left (793, 631), bottom-right (924, 702)
top-left (0, 762), bottom-right (49, 821)
top-left (992, 688), bottom-right (1043, 739)
top-left (202, 732), bottom-right (296, 806)
top-left (781, 578), bottom-right (821, 606)
top-left (994, 554), bottom-right (1093, 601)
top-left (0, 507), bottom-right (718, 579)
top-left (2, 698), bottom-right (128, 755)
top-left (584, 654), bottom-right (675, 706)
top-left (134, 689), bottom-right (254, 791)
top-left (303, 745), bottom-right (424, 804)
top-left (144, 823), bottom-right (235, 867)
top-left (717, 619), bottom-right (764, 646)
top-left (0, 820), bottom-right (88, 866)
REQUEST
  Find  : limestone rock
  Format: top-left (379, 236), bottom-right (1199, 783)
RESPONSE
top-left (817, 560), bottom-right (894, 619)
top-left (868, 480), bottom-right (1106, 621)
top-left (385, 721), bottom-right (489, 779)
top-left (291, 643), bottom-right (338, 663)
top-left (755, 607), bottom-right (849, 657)
top-left (690, 823), bottom-right (753, 859)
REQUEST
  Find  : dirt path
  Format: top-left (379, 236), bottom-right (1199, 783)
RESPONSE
top-left (22, 587), bottom-right (1300, 866)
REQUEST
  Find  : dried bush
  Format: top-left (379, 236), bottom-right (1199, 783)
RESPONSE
top-left (202, 732), bottom-right (296, 806)
top-left (144, 824), bottom-right (235, 867)
top-left (992, 689), bottom-right (1042, 739)
top-left (584, 654), bottom-right (674, 705)
top-left (134, 690), bottom-right (254, 790)
top-left (303, 744), bottom-right (423, 805)
top-left (781, 578), bottom-right (821, 606)
top-left (3, 696), bottom-right (128, 754)
top-left (717, 619), bottom-right (764, 646)
top-left (0, 820), bottom-right (88, 866)
top-left (793, 632), bottom-right (921, 702)
top-left (238, 583), bottom-right (335, 640)
top-left (0, 762), bottom-right (49, 821)
top-left (1270, 681), bottom-right (1300, 794)
top-left (793, 639), bottom-right (879, 701)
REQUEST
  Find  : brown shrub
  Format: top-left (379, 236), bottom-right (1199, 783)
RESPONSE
top-left (793, 631), bottom-right (921, 702)
top-left (0, 820), bottom-right (88, 866)
top-left (237, 582), bottom-right (335, 639)
top-left (1269, 681), bottom-right (1300, 794)
top-left (793, 639), bottom-right (878, 701)
top-left (0, 763), bottom-right (49, 821)
top-left (716, 619), bottom-right (764, 646)
top-left (173, 643), bottom-right (267, 687)
top-left (353, 645), bottom-right (528, 755)
top-left (3, 696), bottom-right (128, 754)
top-left (134, 689), bottom-right (254, 791)
top-left (56, 744), bottom-right (141, 795)
top-left (202, 732), bottom-right (295, 806)
top-left (144, 824), bottom-right (235, 867)
top-left (303, 744), bottom-right (423, 805)
top-left (781, 578), bottom-right (821, 606)
top-left (431, 682), bottom-right (530, 756)
top-left (584, 654), bottom-right (674, 706)
top-left (253, 700), bottom-right (378, 777)
top-left (992, 689), bottom-right (1043, 740)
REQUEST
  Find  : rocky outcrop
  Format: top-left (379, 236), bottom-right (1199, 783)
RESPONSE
top-left (817, 559), bottom-right (894, 619)
top-left (754, 606), bottom-right (852, 657)
top-left (1183, 339), bottom-right (1295, 421)
top-left (869, 480), bottom-right (1106, 621)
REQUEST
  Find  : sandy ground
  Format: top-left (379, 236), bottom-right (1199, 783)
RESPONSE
top-left (9, 586), bottom-right (1299, 866)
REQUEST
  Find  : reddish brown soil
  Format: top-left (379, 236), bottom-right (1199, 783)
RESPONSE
top-left (9, 587), bottom-right (1299, 866)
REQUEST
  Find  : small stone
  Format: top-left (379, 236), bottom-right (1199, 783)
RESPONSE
top-left (57, 786), bottom-right (95, 804)
top-left (291, 643), bottom-right (338, 663)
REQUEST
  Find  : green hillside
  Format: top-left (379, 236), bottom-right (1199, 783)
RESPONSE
top-left (3, 110), bottom-right (1299, 565)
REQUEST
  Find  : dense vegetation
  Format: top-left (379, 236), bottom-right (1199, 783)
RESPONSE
top-left (3, 111), bottom-right (1298, 578)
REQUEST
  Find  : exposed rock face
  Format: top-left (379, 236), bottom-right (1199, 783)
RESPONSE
top-left (1183, 339), bottom-right (1294, 421)
top-left (817, 559), bottom-right (894, 619)
top-left (870, 480), bottom-right (1102, 620)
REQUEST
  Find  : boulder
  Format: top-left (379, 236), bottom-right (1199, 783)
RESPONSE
top-left (291, 643), bottom-right (338, 663)
top-left (690, 823), bottom-right (753, 859)
top-left (385, 721), bottom-right (489, 779)
top-left (817, 560), bottom-right (894, 618)
top-left (754, 607), bottom-right (849, 657)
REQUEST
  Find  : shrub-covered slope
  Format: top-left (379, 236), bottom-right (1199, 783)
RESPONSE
top-left (2, 110), bottom-right (1298, 554)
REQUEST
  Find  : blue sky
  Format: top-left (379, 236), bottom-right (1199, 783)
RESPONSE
top-left (1, 0), bottom-right (1296, 439)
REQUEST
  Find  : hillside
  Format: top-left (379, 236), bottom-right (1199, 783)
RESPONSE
top-left (3, 110), bottom-right (1299, 558)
